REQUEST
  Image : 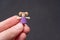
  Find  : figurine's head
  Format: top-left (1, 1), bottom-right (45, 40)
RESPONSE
top-left (19, 12), bottom-right (29, 17)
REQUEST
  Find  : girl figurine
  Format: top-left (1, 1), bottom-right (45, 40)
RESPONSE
top-left (17, 12), bottom-right (30, 24)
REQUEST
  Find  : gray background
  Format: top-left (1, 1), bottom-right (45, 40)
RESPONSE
top-left (0, 0), bottom-right (60, 40)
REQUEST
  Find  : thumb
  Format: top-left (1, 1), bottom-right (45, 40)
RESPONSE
top-left (0, 23), bottom-right (23, 40)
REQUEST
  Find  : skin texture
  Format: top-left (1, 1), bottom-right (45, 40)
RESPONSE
top-left (0, 15), bottom-right (30, 40)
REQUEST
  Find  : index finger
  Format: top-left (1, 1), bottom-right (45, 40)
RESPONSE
top-left (0, 15), bottom-right (20, 32)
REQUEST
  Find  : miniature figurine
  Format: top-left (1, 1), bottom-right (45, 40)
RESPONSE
top-left (17, 12), bottom-right (30, 24)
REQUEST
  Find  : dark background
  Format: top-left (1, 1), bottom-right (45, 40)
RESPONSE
top-left (0, 0), bottom-right (60, 40)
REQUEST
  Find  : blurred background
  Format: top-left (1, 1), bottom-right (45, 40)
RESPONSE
top-left (0, 0), bottom-right (60, 40)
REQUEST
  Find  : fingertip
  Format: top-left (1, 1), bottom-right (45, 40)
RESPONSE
top-left (17, 33), bottom-right (27, 40)
top-left (24, 24), bottom-right (30, 33)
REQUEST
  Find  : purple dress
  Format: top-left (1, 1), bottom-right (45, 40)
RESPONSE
top-left (21, 17), bottom-right (27, 24)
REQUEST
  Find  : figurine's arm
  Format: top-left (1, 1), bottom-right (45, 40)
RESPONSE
top-left (26, 17), bottom-right (30, 19)
top-left (17, 17), bottom-right (30, 19)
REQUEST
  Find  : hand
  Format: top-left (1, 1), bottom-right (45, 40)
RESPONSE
top-left (0, 15), bottom-right (30, 40)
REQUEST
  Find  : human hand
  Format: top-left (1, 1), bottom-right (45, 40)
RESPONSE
top-left (0, 15), bottom-right (30, 40)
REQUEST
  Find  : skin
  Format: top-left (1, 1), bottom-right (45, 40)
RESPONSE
top-left (0, 15), bottom-right (30, 40)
